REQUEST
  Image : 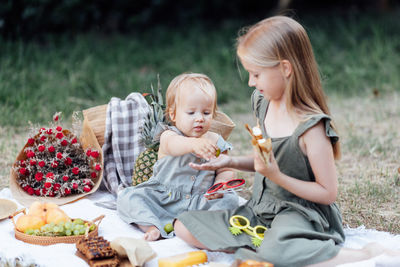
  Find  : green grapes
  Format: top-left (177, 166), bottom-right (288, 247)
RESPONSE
top-left (23, 218), bottom-right (96, 237)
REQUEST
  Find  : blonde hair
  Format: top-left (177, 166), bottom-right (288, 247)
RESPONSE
top-left (237, 16), bottom-right (341, 159)
top-left (165, 73), bottom-right (217, 124)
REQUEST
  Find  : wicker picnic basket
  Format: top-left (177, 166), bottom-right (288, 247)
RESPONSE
top-left (83, 104), bottom-right (236, 143)
top-left (9, 208), bottom-right (104, 246)
top-left (9, 119), bottom-right (103, 207)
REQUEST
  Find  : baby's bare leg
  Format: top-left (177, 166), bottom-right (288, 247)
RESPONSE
top-left (174, 220), bottom-right (208, 249)
top-left (137, 224), bottom-right (161, 241)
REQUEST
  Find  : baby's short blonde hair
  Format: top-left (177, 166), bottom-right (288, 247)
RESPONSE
top-left (166, 73), bottom-right (217, 123)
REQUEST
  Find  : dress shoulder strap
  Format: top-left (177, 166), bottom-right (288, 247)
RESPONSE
top-left (294, 114), bottom-right (339, 144)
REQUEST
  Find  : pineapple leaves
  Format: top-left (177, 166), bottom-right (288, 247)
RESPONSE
top-left (229, 226), bottom-right (242, 236)
top-left (251, 237), bottom-right (263, 247)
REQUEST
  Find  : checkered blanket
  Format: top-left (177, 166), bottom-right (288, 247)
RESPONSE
top-left (101, 93), bottom-right (151, 196)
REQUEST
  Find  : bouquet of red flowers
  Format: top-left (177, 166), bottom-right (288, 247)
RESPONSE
top-left (11, 113), bottom-right (103, 205)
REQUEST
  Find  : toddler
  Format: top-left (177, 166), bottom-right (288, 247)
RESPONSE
top-left (117, 73), bottom-right (239, 241)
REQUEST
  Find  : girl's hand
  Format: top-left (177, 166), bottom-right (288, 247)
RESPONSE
top-left (253, 146), bottom-right (280, 182)
top-left (189, 153), bottom-right (232, 171)
top-left (192, 138), bottom-right (218, 160)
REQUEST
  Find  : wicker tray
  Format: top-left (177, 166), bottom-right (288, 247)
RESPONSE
top-left (9, 209), bottom-right (104, 246)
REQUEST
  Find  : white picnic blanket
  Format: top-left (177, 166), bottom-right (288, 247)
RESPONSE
top-left (0, 188), bottom-right (399, 267)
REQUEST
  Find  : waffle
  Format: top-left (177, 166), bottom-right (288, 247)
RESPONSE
top-left (76, 236), bottom-right (118, 265)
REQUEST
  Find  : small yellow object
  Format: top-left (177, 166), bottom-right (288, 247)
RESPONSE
top-left (164, 223), bottom-right (174, 234)
top-left (158, 251), bottom-right (207, 267)
top-left (215, 148), bottom-right (221, 157)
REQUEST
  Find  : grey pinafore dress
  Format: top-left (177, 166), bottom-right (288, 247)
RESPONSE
top-left (177, 90), bottom-right (345, 267)
top-left (117, 125), bottom-right (239, 238)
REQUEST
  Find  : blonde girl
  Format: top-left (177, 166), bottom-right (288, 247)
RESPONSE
top-left (174, 16), bottom-right (399, 266)
top-left (117, 73), bottom-right (238, 241)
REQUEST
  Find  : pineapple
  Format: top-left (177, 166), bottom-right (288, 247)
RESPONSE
top-left (132, 76), bottom-right (167, 186)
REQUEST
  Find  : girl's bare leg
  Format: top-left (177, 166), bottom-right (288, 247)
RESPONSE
top-left (308, 242), bottom-right (400, 267)
top-left (137, 224), bottom-right (161, 241)
top-left (174, 220), bottom-right (208, 249)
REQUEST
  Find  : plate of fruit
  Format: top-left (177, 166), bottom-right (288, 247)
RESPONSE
top-left (9, 201), bottom-right (104, 246)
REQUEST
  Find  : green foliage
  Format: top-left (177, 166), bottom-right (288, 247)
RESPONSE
top-left (1, 10), bottom-right (400, 126)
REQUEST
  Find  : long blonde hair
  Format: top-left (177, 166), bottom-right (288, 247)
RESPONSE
top-left (237, 16), bottom-right (341, 159)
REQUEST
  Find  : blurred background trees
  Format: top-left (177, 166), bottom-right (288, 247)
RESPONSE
top-left (1, 0), bottom-right (399, 39)
top-left (0, 0), bottom-right (399, 126)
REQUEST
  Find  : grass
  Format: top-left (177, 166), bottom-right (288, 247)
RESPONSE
top-left (1, 10), bottom-right (400, 233)
top-left (1, 10), bottom-right (400, 126)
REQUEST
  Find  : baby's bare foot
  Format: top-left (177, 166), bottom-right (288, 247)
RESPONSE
top-left (143, 226), bottom-right (161, 241)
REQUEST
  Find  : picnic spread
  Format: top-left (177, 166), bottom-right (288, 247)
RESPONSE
top-left (1, 188), bottom-right (400, 266)
top-left (1, 92), bottom-right (400, 267)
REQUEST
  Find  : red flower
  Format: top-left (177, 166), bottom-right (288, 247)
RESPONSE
top-left (56, 126), bottom-right (62, 131)
top-left (95, 164), bottom-right (102, 171)
top-left (34, 189), bottom-right (41, 196)
top-left (46, 172), bottom-right (54, 179)
top-left (84, 179), bottom-right (91, 185)
top-left (72, 167), bottom-right (80, 175)
top-left (53, 183), bottom-right (61, 191)
top-left (28, 138), bottom-right (35, 145)
top-left (29, 159), bottom-right (37, 166)
top-left (27, 151), bottom-right (35, 158)
top-left (27, 187), bottom-right (34, 195)
top-left (86, 149), bottom-right (92, 157)
top-left (44, 182), bottom-right (52, 188)
top-left (48, 146), bottom-right (55, 153)
top-left (46, 129), bottom-right (53, 135)
top-left (20, 160), bottom-right (26, 167)
top-left (72, 183), bottom-right (78, 189)
top-left (53, 115), bottom-right (59, 121)
top-left (39, 127), bottom-right (46, 133)
top-left (61, 140), bottom-right (68, 146)
top-left (64, 188), bottom-right (71, 195)
top-left (38, 161), bottom-right (46, 168)
top-left (38, 145), bottom-right (45, 152)
top-left (91, 151), bottom-right (99, 158)
top-left (62, 175), bottom-right (69, 182)
top-left (40, 135), bottom-right (46, 142)
top-left (91, 172), bottom-right (97, 179)
top-left (49, 190), bottom-right (55, 197)
top-left (64, 157), bottom-right (72, 165)
top-left (71, 138), bottom-right (77, 144)
top-left (19, 168), bottom-right (27, 175)
top-left (35, 172), bottom-right (43, 181)
top-left (41, 188), bottom-right (47, 195)
top-left (83, 186), bottom-right (91, 192)
top-left (56, 132), bottom-right (64, 139)
top-left (51, 161), bottom-right (59, 168)
top-left (56, 152), bottom-right (63, 159)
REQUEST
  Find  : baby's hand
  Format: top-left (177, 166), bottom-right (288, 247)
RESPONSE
top-left (192, 137), bottom-right (218, 160)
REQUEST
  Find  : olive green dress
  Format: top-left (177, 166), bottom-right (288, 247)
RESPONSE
top-left (177, 90), bottom-right (345, 267)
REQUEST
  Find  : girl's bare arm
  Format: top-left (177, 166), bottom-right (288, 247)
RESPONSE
top-left (255, 121), bottom-right (338, 205)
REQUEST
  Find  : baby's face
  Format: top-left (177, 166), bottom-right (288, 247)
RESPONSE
top-left (171, 83), bottom-right (214, 138)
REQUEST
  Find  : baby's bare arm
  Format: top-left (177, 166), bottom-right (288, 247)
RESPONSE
top-left (159, 130), bottom-right (217, 160)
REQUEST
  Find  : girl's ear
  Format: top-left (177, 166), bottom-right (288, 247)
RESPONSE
top-left (168, 108), bottom-right (176, 122)
top-left (281, 60), bottom-right (292, 78)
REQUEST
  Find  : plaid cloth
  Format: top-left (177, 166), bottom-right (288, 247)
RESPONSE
top-left (101, 93), bottom-right (151, 196)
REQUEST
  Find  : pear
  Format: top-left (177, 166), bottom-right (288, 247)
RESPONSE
top-left (16, 214), bottom-right (45, 232)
